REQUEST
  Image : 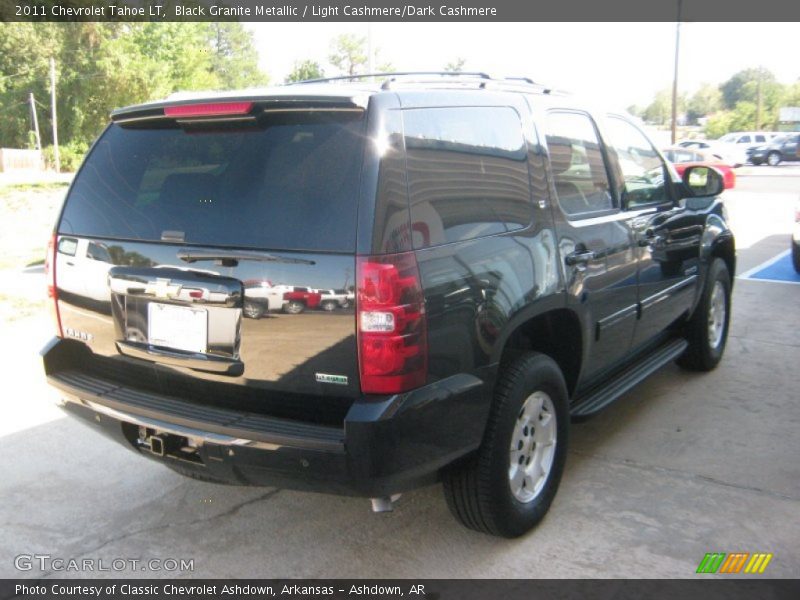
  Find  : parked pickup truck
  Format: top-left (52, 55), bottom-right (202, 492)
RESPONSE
top-left (243, 282), bottom-right (322, 318)
top-left (316, 289), bottom-right (352, 311)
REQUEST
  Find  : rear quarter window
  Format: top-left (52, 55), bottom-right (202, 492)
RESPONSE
top-left (59, 112), bottom-right (365, 253)
top-left (402, 106), bottom-right (532, 249)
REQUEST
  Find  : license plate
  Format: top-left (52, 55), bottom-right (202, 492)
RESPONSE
top-left (147, 303), bottom-right (208, 354)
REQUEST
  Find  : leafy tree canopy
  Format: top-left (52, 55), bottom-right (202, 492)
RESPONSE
top-left (0, 22), bottom-right (267, 151)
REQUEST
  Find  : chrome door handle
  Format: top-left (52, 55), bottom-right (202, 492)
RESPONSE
top-left (565, 250), bottom-right (596, 266)
top-left (638, 229), bottom-right (664, 247)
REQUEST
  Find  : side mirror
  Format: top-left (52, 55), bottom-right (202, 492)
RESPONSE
top-left (681, 165), bottom-right (724, 198)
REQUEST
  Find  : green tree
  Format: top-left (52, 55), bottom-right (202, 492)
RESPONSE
top-left (444, 58), bottom-right (466, 72)
top-left (686, 83), bottom-right (722, 123)
top-left (626, 105), bottom-right (644, 119)
top-left (329, 34), bottom-right (368, 77)
top-left (0, 23), bottom-right (61, 148)
top-left (206, 23), bottom-right (268, 89)
top-left (643, 88), bottom-right (685, 125)
top-left (285, 60), bottom-right (325, 83)
top-left (719, 67), bottom-right (777, 109)
top-left (782, 81), bottom-right (800, 107)
top-left (0, 21), bottom-right (267, 157)
top-left (704, 111), bottom-right (735, 139)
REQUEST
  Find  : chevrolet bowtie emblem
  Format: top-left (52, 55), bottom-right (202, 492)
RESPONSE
top-left (146, 278), bottom-right (182, 300)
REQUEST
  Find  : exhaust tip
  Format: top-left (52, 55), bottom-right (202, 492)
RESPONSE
top-left (370, 494), bottom-right (401, 513)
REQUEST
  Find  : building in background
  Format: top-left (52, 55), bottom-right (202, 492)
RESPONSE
top-left (778, 107), bottom-right (800, 132)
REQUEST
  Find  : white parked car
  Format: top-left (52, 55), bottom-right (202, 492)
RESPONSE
top-left (55, 237), bottom-right (114, 302)
top-left (677, 139), bottom-right (747, 167)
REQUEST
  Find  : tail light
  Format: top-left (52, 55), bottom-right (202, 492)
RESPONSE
top-left (357, 252), bottom-right (427, 394)
top-left (44, 233), bottom-right (63, 337)
top-left (164, 102), bottom-right (253, 118)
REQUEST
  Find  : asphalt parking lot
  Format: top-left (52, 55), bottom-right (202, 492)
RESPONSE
top-left (0, 167), bottom-right (798, 579)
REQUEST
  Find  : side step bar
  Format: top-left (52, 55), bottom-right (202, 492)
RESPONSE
top-left (570, 338), bottom-right (688, 420)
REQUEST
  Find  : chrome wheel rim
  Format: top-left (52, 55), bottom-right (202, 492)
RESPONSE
top-left (707, 281), bottom-right (726, 349)
top-left (767, 153), bottom-right (780, 166)
top-left (509, 391), bottom-right (557, 503)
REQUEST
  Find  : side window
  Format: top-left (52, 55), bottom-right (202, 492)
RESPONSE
top-left (755, 135), bottom-right (766, 143)
top-left (86, 242), bottom-right (112, 263)
top-left (57, 237), bottom-right (78, 256)
top-left (544, 111), bottom-right (614, 217)
top-left (738, 135), bottom-right (751, 144)
top-left (403, 106), bottom-right (531, 248)
top-left (603, 116), bottom-right (670, 209)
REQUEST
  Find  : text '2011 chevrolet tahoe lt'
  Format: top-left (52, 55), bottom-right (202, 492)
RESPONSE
top-left (42, 73), bottom-right (735, 537)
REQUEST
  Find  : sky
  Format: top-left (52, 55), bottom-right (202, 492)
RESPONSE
top-left (245, 22), bottom-right (799, 108)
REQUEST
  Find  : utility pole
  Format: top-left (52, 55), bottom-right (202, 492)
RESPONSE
top-left (367, 23), bottom-right (374, 75)
top-left (29, 93), bottom-right (41, 151)
top-left (755, 67), bottom-right (763, 131)
top-left (670, 0), bottom-right (683, 145)
top-left (50, 57), bottom-right (60, 173)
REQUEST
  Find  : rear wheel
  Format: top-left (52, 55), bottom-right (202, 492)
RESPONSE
top-left (443, 352), bottom-right (569, 538)
top-left (243, 301), bottom-right (265, 319)
top-left (767, 151), bottom-right (781, 166)
top-left (677, 258), bottom-right (731, 371)
top-left (792, 240), bottom-right (800, 274)
top-left (283, 300), bottom-right (305, 314)
top-left (321, 300), bottom-right (338, 312)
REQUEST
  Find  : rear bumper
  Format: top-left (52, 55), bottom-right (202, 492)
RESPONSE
top-left (42, 338), bottom-right (489, 497)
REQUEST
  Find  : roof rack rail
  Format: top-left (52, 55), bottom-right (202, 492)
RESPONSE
top-left (287, 71), bottom-right (493, 86)
top-left (285, 71), bottom-right (566, 96)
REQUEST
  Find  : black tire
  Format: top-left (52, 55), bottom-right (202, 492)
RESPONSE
top-left (243, 301), bottom-right (265, 320)
top-left (442, 352), bottom-right (569, 538)
top-left (677, 258), bottom-right (731, 371)
top-left (321, 300), bottom-right (338, 312)
top-left (792, 240), bottom-right (800, 274)
top-left (165, 462), bottom-right (235, 485)
top-left (283, 300), bottom-right (305, 315)
top-left (767, 151), bottom-right (781, 167)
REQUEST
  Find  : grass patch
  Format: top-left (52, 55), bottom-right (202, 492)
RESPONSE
top-left (0, 250), bottom-right (46, 271)
top-left (0, 182), bottom-right (69, 197)
top-left (0, 292), bottom-right (47, 322)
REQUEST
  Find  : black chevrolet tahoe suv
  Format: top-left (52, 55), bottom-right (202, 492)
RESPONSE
top-left (42, 73), bottom-right (735, 537)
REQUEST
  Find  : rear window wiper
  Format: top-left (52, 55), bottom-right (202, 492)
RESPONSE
top-left (177, 249), bottom-right (315, 267)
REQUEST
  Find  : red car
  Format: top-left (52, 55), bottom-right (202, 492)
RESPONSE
top-left (663, 146), bottom-right (736, 190)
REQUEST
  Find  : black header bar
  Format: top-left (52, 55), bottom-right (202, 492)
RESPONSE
top-left (2, 579), bottom-right (800, 600)
top-left (2, 0), bottom-right (800, 22)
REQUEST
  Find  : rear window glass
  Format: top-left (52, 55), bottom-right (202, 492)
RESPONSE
top-left (59, 112), bottom-right (365, 252)
top-left (402, 106), bottom-right (531, 249)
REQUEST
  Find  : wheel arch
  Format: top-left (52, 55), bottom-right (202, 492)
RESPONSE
top-left (495, 308), bottom-right (583, 398)
top-left (700, 211), bottom-right (736, 281)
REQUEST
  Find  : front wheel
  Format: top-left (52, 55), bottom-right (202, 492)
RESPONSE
top-left (767, 151), bottom-right (781, 166)
top-left (677, 258), bottom-right (731, 371)
top-left (792, 240), bottom-right (800, 274)
top-left (283, 300), bottom-right (305, 314)
top-left (443, 352), bottom-right (569, 538)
